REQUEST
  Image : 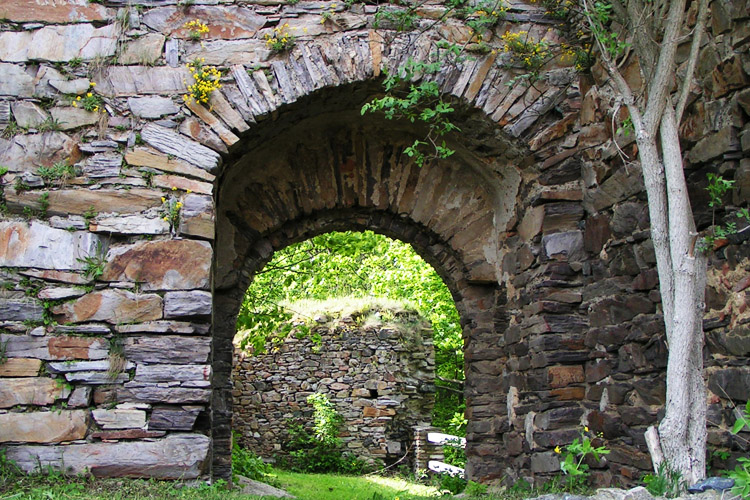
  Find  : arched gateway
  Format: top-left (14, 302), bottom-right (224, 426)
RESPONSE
top-left (1, 0), bottom-right (748, 488)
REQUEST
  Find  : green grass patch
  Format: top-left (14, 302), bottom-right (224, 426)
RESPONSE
top-left (273, 470), bottom-right (442, 500)
top-left (0, 469), bottom-right (446, 500)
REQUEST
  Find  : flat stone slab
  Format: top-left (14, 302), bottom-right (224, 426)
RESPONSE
top-left (0, 0), bottom-right (111, 24)
top-left (0, 377), bottom-right (70, 408)
top-left (5, 188), bottom-right (163, 217)
top-left (123, 336), bottom-right (210, 364)
top-left (52, 289), bottom-right (163, 324)
top-left (0, 410), bottom-right (88, 443)
top-left (0, 358), bottom-right (43, 377)
top-left (5, 434), bottom-right (210, 478)
top-left (102, 239), bottom-right (212, 290)
top-left (237, 475), bottom-right (296, 498)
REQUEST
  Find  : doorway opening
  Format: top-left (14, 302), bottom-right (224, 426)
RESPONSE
top-left (231, 230), bottom-right (467, 472)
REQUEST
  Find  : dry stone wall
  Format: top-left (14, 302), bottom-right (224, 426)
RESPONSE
top-left (232, 303), bottom-right (436, 467)
top-left (0, 0), bottom-right (747, 487)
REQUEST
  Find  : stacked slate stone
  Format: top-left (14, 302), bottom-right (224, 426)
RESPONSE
top-left (232, 303), bottom-right (436, 467)
top-left (0, 0), bottom-right (746, 486)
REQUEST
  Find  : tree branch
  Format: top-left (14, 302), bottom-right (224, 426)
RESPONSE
top-left (675, 0), bottom-right (709, 123)
top-left (642, 0), bottom-right (686, 135)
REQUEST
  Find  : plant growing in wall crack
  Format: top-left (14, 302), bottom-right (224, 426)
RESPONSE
top-left (556, 426), bottom-right (610, 492)
top-left (183, 59), bottom-right (222, 105)
top-left (264, 23), bottom-right (297, 52)
top-left (183, 19), bottom-right (209, 41)
top-left (160, 191), bottom-right (183, 234)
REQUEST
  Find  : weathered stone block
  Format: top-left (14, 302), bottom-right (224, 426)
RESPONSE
top-left (5, 188), bottom-right (163, 217)
top-left (542, 230), bottom-right (585, 261)
top-left (0, 410), bottom-right (88, 443)
top-left (0, 0), bottom-right (110, 24)
top-left (5, 434), bottom-right (210, 478)
top-left (141, 123), bottom-right (221, 173)
top-left (708, 367), bottom-right (750, 401)
top-left (148, 407), bottom-right (201, 431)
top-left (52, 289), bottom-right (163, 324)
top-left (179, 194), bottom-right (215, 239)
top-left (0, 377), bottom-right (70, 408)
top-left (26, 24), bottom-right (118, 62)
top-left (0, 358), bottom-right (42, 377)
top-left (0, 63), bottom-right (35, 96)
top-left (547, 365), bottom-right (584, 389)
top-left (164, 290), bottom-right (212, 317)
top-left (92, 409), bottom-right (147, 429)
top-left (0, 221), bottom-right (102, 271)
top-left (102, 239), bottom-right (211, 290)
top-left (123, 336), bottom-right (210, 364)
top-left (127, 96), bottom-right (177, 119)
top-left (0, 298), bottom-right (43, 322)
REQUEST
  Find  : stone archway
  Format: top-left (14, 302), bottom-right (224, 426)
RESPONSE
top-left (211, 88), bottom-right (523, 480)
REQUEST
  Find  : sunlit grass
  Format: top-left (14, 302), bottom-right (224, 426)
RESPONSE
top-left (273, 469), bottom-right (442, 500)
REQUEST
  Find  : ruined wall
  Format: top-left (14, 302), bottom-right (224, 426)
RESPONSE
top-left (0, 0), bottom-right (747, 486)
top-left (232, 302), bottom-right (436, 467)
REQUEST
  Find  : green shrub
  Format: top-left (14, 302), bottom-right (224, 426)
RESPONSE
top-left (281, 394), bottom-right (368, 474)
top-left (231, 432), bottom-right (273, 482)
top-left (729, 401), bottom-right (750, 499)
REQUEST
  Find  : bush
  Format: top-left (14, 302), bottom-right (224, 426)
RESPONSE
top-left (281, 394), bottom-right (369, 474)
top-left (231, 433), bottom-right (273, 482)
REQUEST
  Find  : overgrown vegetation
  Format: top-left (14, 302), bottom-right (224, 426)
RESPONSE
top-left (281, 393), bottom-right (368, 474)
top-left (236, 231), bottom-right (464, 434)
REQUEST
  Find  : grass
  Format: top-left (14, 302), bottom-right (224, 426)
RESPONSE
top-left (273, 470), bottom-right (442, 500)
top-left (0, 468), bottom-right (444, 500)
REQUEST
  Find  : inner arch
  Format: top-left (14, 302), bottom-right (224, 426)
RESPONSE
top-left (212, 83), bottom-right (521, 481)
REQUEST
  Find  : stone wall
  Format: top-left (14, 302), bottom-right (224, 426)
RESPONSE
top-left (232, 301), bottom-right (436, 467)
top-left (0, 0), bottom-right (747, 486)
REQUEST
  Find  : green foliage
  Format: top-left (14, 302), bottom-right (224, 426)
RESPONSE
top-left (557, 427), bottom-right (610, 492)
top-left (237, 230), bottom-right (463, 387)
top-left (308, 393), bottom-right (344, 447)
top-left (38, 161), bottom-right (76, 185)
top-left (642, 461), bottom-right (686, 498)
top-left (362, 47), bottom-right (462, 167)
top-left (700, 173), bottom-right (748, 251)
top-left (435, 472), bottom-right (466, 494)
top-left (707, 173), bottom-right (735, 208)
top-left (585, 1), bottom-right (630, 59)
top-left (0, 166), bottom-right (7, 176)
top-left (728, 401), bottom-right (750, 499)
top-left (373, 6), bottom-right (420, 32)
top-left (231, 432), bottom-right (274, 482)
top-left (280, 393), bottom-right (368, 474)
top-left (77, 242), bottom-right (106, 280)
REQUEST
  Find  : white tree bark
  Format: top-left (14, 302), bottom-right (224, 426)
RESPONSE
top-left (584, 0), bottom-right (710, 485)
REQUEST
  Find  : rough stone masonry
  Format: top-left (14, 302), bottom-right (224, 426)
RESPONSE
top-left (0, 0), bottom-right (748, 486)
top-left (232, 302), bottom-right (436, 467)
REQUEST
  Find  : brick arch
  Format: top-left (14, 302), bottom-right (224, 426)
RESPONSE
top-left (211, 93), bottom-right (519, 479)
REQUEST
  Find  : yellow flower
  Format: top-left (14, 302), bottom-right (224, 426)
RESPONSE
top-left (76, 96), bottom-right (82, 100)
top-left (87, 92), bottom-right (92, 97)
top-left (172, 186), bottom-right (177, 191)
top-left (554, 446), bottom-right (561, 454)
top-left (161, 197), bottom-right (166, 203)
top-left (584, 426), bottom-right (589, 432)
top-left (90, 82), bottom-right (96, 87)
top-left (72, 102), bottom-right (77, 107)
top-left (163, 216), bottom-right (169, 221)
top-left (187, 189), bottom-right (192, 194)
